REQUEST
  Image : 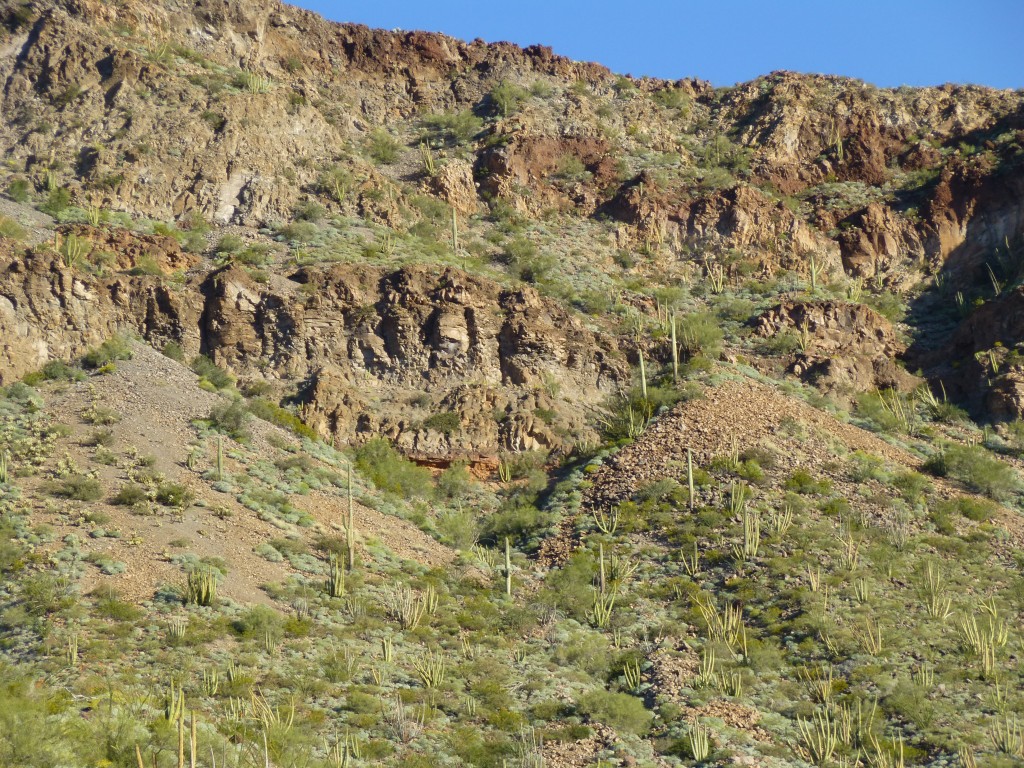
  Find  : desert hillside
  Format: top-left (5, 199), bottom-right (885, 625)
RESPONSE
top-left (1, 2), bottom-right (1024, 767)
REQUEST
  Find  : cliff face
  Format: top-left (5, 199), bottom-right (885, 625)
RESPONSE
top-left (2, 0), bottom-right (1024, 447)
top-left (0, 227), bottom-right (624, 456)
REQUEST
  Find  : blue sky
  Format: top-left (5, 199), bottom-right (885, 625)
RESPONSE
top-left (291, 1), bottom-right (1022, 89)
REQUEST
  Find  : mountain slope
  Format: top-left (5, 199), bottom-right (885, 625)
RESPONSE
top-left (1, 2), bottom-right (1024, 767)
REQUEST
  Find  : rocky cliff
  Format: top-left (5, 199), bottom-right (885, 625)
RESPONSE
top-left (2, 0), bottom-right (1024, 449)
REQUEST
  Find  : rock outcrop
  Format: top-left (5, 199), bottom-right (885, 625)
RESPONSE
top-left (755, 299), bottom-right (917, 398)
top-left (0, 234), bottom-right (626, 456)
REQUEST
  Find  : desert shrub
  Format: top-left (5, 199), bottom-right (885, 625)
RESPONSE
top-left (46, 474), bottom-right (102, 501)
top-left (91, 585), bottom-right (143, 621)
top-left (125, 254), bottom-right (164, 276)
top-left (409, 193), bottom-right (449, 224)
top-left (155, 482), bottom-right (193, 508)
top-left (0, 216), bottom-right (27, 241)
top-left (367, 128), bottom-right (401, 164)
top-left (112, 483), bottom-right (148, 506)
top-left (190, 355), bottom-right (234, 390)
top-left (420, 110), bottom-right (483, 147)
top-left (232, 604), bottom-right (283, 639)
top-left (502, 237), bottom-right (554, 284)
top-left (5, 178), bottom-right (30, 203)
top-left (234, 244), bottom-right (273, 267)
top-left (247, 399), bottom-right (317, 440)
top-left (848, 451), bottom-right (887, 482)
top-left (488, 80), bottom-right (529, 116)
top-left (678, 312), bottom-right (723, 357)
top-left (40, 186), bottom-right (71, 215)
top-left (891, 471), bottom-right (931, 504)
top-left (21, 572), bottom-right (73, 616)
top-left (856, 389), bottom-right (920, 434)
top-left (437, 507), bottom-right (477, 549)
top-left (83, 405), bottom-right (120, 425)
top-left (784, 469), bottom-right (832, 495)
top-left (354, 438), bottom-right (432, 499)
top-left (436, 461), bottom-right (472, 500)
top-left (924, 444), bottom-right (1019, 500)
top-left (278, 220), bottom-right (319, 243)
top-left (293, 200), bottom-right (326, 223)
top-left (652, 86), bottom-right (690, 110)
top-left (207, 399), bottom-right (251, 441)
top-left (318, 165), bottom-right (353, 203)
top-left (933, 496), bottom-right (999, 523)
top-left (539, 550), bottom-right (596, 621)
top-left (38, 360), bottom-right (83, 382)
top-left (215, 234), bottom-right (245, 255)
top-left (575, 290), bottom-right (614, 315)
top-left (84, 428), bottom-right (114, 448)
top-left (479, 500), bottom-right (553, 547)
top-left (82, 334), bottom-right (133, 369)
top-left (600, 384), bottom-right (691, 442)
top-left (554, 154), bottom-right (588, 181)
top-left (551, 631), bottom-right (612, 678)
top-left (423, 411), bottom-right (460, 435)
top-left (576, 689), bottom-right (652, 735)
top-left (863, 290), bottom-right (907, 322)
top-left (697, 134), bottom-right (752, 173)
top-left (161, 341), bottom-right (185, 363)
top-left (740, 446), bottom-right (777, 469)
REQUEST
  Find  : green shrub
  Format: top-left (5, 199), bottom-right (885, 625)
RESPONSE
top-left (577, 689), bottom-right (652, 735)
top-left (784, 469), bottom-right (832, 495)
top-left (863, 290), bottom-right (907, 323)
top-left (924, 444), bottom-right (1019, 501)
top-left (504, 237), bottom-right (554, 284)
top-left (420, 110), bottom-right (483, 147)
top-left (82, 334), bottom-right (133, 369)
top-left (91, 585), bottom-right (143, 621)
top-left (856, 389), bottom-right (920, 434)
top-left (84, 428), bottom-right (115, 448)
top-left (488, 80), bottom-right (529, 116)
top-left (652, 86), bottom-right (690, 110)
top-left (155, 482), bottom-right (193, 508)
top-left (232, 604), bottom-right (282, 638)
top-left (112, 483), bottom-right (148, 506)
top-left (0, 216), bottom-right (27, 241)
top-left (933, 495), bottom-right (998, 523)
top-left (83, 405), bottom-right (120, 425)
top-left (367, 129), bottom-right (402, 164)
top-left (46, 474), bottom-right (102, 501)
top-left (161, 342), bottom-right (185, 363)
top-left (678, 312), bottom-right (724, 358)
top-left (293, 200), bottom-right (326, 223)
top-left (40, 187), bottom-right (71, 215)
top-left (891, 471), bottom-right (931, 504)
top-left (318, 165), bottom-right (353, 204)
top-left (207, 399), bottom-right (251, 441)
top-left (436, 461), bottom-right (472, 500)
top-left (278, 220), bottom-right (319, 244)
top-left (354, 438), bottom-right (432, 499)
top-left (39, 360), bottom-right (83, 382)
top-left (539, 551), bottom-right (596, 621)
top-left (480, 500), bottom-right (553, 547)
top-left (5, 178), bottom-right (30, 203)
top-left (437, 506), bottom-right (477, 548)
top-left (423, 411), bottom-right (460, 435)
top-left (247, 399), bottom-right (317, 440)
top-left (190, 355), bottom-right (234, 390)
